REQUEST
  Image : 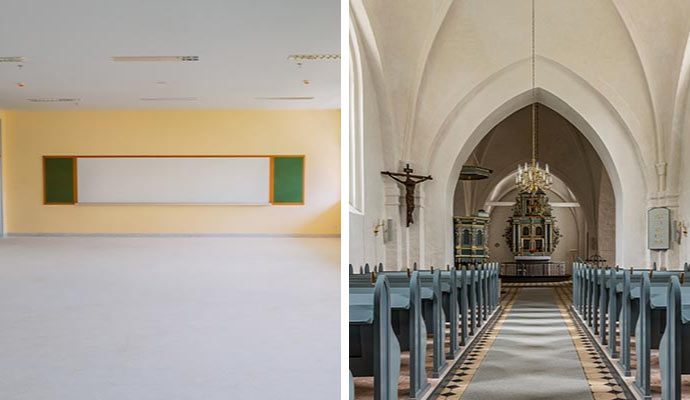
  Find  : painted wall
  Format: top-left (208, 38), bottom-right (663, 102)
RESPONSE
top-left (2, 110), bottom-right (340, 235)
top-left (350, 0), bottom-right (690, 269)
top-left (349, 46), bottom-right (388, 267)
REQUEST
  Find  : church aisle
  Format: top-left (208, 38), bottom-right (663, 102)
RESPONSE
top-left (433, 286), bottom-right (628, 400)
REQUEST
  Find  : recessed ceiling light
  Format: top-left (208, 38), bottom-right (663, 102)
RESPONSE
top-left (139, 97), bottom-right (198, 101)
top-left (155, 81), bottom-right (167, 85)
top-left (303, 80), bottom-right (311, 85)
top-left (287, 54), bottom-right (339, 61)
top-left (28, 98), bottom-right (81, 103)
top-left (255, 97), bottom-right (315, 101)
top-left (112, 56), bottom-right (199, 62)
top-left (0, 56), bottom-right (26, 63)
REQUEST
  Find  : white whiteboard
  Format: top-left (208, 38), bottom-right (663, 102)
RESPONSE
top-left (77, 157), bottom-right (271, 204)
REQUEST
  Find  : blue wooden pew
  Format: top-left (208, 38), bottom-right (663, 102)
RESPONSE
top-left (440, 268), bottom-right (460, 359)
top-left (659, 274), bottom-right (690, 400)
top-left (416, 269), bottom-right (450, 377)
top-left (349, 274), bottom-right (401, 400)
top-left (351, 270), bottom-right (430, 399)
top-left (355, 269), bottom-right (449, 379)
top-left (633, 271), bottom-right (690, 398)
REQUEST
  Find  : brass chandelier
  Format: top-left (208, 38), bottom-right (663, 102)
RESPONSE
top-left (515, 0), bottom-right (553, 194)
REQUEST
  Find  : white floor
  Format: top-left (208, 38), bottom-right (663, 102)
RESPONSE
top-left (0, 237), bottom-right (340, 400)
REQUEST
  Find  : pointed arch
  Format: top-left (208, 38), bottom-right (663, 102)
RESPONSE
top-left (421, 58), bottom-right (649, 267)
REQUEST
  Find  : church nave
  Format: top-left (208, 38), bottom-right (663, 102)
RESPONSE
top-left (349, 0), bottom-right (690, 398)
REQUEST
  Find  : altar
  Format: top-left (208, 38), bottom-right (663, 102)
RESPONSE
top-left (501, 188), bottom-right (568, 282)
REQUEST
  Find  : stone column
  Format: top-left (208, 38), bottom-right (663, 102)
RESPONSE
top-left (384, 180), bottom-right (403, 270)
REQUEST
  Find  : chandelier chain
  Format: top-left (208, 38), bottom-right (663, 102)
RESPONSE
top-left (516, 0), bottom-right (552, 193)
top-left (531, 0), bottom-right (537, 165)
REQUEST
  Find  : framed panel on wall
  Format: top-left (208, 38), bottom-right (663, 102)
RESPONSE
top-left (43, 155), bottom-right (305, 206)
top-left (648, 207), bottom-right (670, 250)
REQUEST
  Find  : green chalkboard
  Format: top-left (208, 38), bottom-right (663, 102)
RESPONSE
top-left (273, 156), bottom-right (304, 204)
top-left (44, 157), bottom-right (75, 204)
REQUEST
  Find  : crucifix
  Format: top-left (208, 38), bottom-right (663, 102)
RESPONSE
top-left (381, 164), bottom-right (433, 227)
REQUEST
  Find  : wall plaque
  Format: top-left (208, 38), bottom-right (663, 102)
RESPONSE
top-left (648, 207), bottom-right (671, 250)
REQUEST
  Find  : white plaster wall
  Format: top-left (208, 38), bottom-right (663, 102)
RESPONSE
top-left (350, 0), bottom-right (690, 270)
top-left (348, 26), bottom-right (390, 269)
top-left (597, 169), bottom-right (617, 264)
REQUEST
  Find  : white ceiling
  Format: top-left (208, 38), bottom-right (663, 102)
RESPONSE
top-left (0, 0), bottom-right (340, 110)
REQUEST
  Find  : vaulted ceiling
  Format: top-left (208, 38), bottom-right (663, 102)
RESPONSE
top-left (351, 0), bottom-right (690, 193)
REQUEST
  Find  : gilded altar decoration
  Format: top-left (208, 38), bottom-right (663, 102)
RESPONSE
top-left (454, 210), bottom-right (490, 266)
top-left (504, 189), bottom-right (561, 257)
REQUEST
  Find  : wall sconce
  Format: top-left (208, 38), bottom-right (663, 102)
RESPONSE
top-left (675, 220), bottom-right (688, 244)
top-left (374, 220), bottom-right (385, 237)
top-left (373, 219), bottom-right (394, 243)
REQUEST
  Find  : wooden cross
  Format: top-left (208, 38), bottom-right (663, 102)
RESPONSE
top-left (381, 164), bottom-right (433, 227)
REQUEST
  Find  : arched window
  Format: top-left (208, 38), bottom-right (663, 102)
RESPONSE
top-left (475, 230), bottom-right (484, 246)
top-left (349, 29), bottom-right (364, 213)
top-left (462, 229), bottom-right (471, 245)
top-left (536, 226), bottom-right (543, 236)
top-left (522, 226), bottom-right (530, 236)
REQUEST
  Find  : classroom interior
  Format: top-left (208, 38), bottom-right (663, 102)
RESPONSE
top-left (0, 1), bottom-right (340, 399)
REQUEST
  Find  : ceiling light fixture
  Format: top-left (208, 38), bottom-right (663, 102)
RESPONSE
top-left (112, 56), bottom-right (199, 62)
top-left (287, 54), bottom-right (339, 61)
top-left (28, 98), bottom-right (81, 103)
top-left (254, 96), bottom-right (315, 101)
top-left (0, 56), bottom-right (27, 63)
top-left (515, 0), bottom-right (552, 194)
top-left (139, 97), bottom-right (198, 101)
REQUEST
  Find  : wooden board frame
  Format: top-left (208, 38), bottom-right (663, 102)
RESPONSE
top-left (42, 155), bottom-right (305, 206)
top-left (43, 156), bottom-right (78, 205)
top-left (271, 155), bottom-right (306, 205)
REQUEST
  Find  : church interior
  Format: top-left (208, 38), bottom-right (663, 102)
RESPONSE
top-left (0, 1), bottom-right (340, 399)
top-left (349, 1), bottom-right (690, 399)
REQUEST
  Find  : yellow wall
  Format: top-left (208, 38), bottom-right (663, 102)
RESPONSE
top-left (3, 110), bottom-right (340, 235)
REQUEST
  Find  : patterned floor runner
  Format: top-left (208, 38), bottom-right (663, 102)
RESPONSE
top-left (431, 284), bottom-right (631, 399)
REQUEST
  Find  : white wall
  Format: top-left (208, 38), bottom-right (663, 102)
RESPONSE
top-left (350, 0), bottom-right (690, 270)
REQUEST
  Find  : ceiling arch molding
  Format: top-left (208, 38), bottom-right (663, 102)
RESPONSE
top-left (349, 2), bottom-right (400, 168)
top-left (666, 30), bottom-right (690, 195)
top-left (419, 57), bottom-right (649, 269)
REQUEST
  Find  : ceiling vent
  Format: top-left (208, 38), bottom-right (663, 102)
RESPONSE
top-left (113, 56), bottom-right (199, 62)
top-left (0, 56), bottom-right (27, 63)
top-left (255, 97), bottom-right (315, 101)
top-left (287, 54), bottom-right (340, 61)
top-left (139, 97), bottom-right (198, 101)
top-left (28, 98), bottom-right (80, 103)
